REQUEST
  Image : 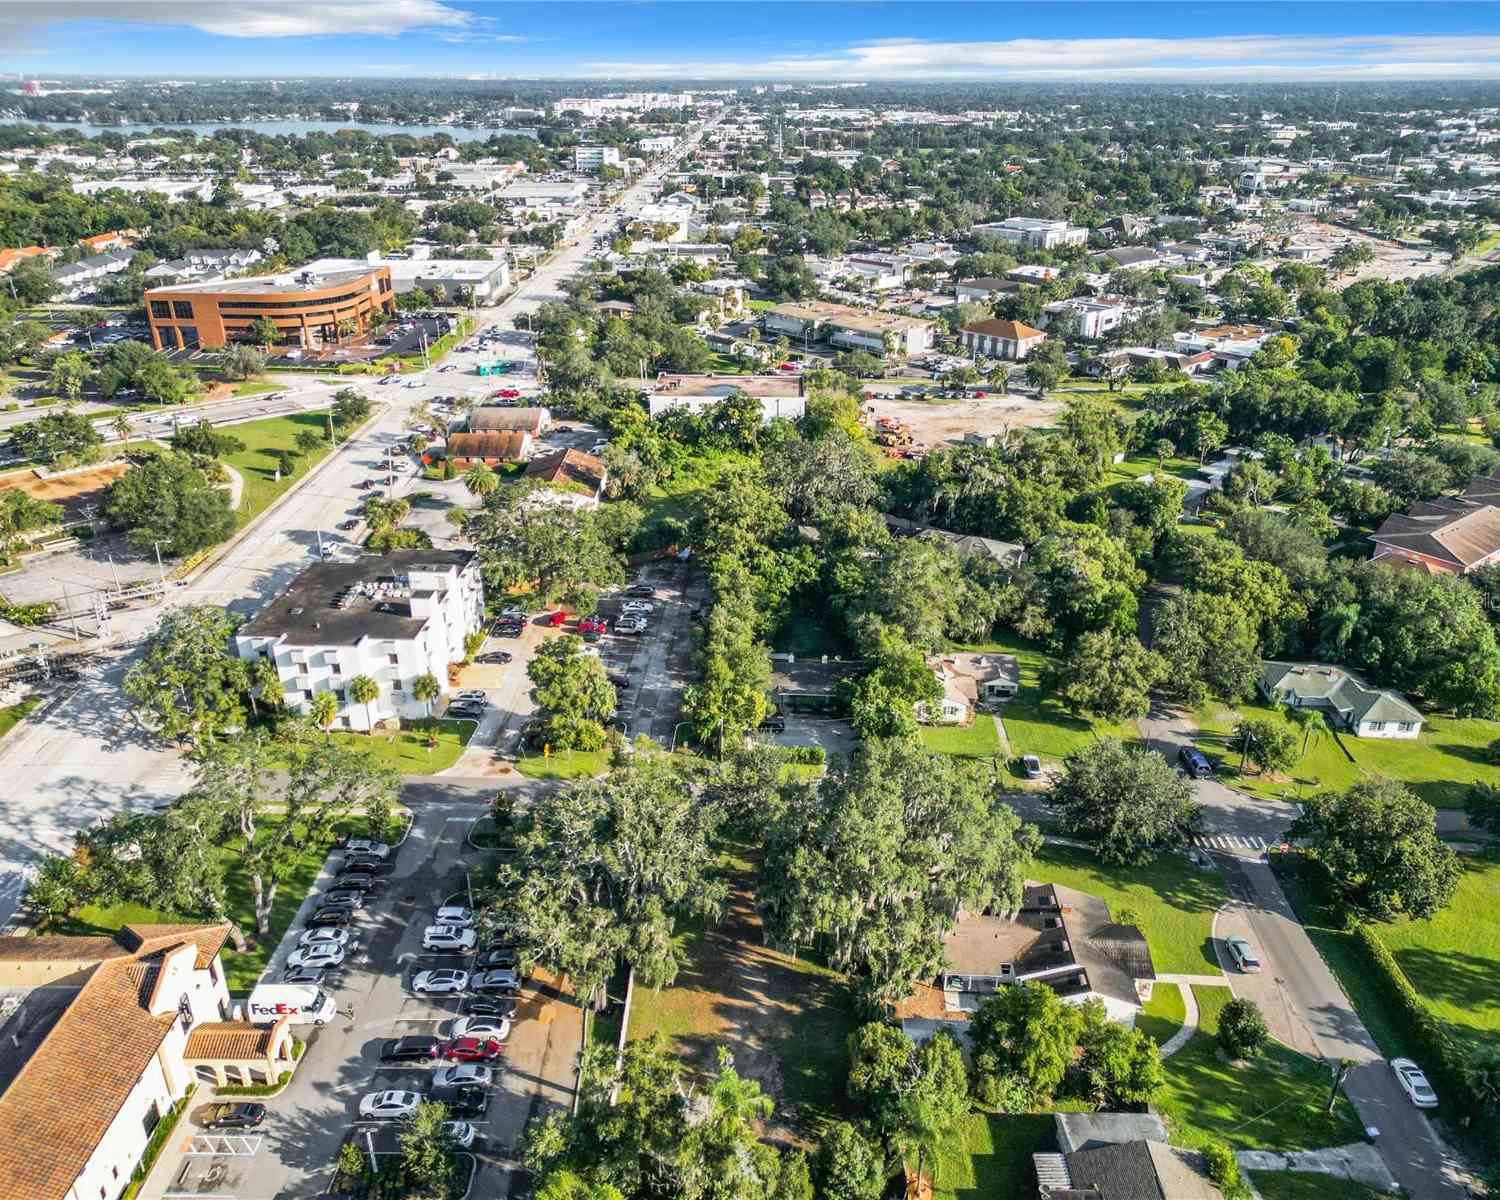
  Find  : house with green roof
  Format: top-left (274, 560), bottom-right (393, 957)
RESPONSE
top-left (1258, 661), bottom-right (1424, 740)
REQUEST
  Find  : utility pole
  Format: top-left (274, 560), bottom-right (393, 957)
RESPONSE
top-left (153, 541), bottom-right (165, 590)
top-left (1326, 1058), bottom-right (1352, 1114)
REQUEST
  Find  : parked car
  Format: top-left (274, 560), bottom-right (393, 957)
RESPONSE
top-left (344, 839), bottom-right (391, 860)
top-left (624, 584), bottom-right (655, 598)
top-left (359, 1090), bottom-right (423, 1120)
top-left (334, 873), bottom-right (384, 894)
top-left (614, 617), bottom-right (647, 635)
top-left (448, 1017), bottom-right (512, 1040)
top-left (282, 964), bottom-right (327, 985)
top-left (620, 600), bottom-right (655, 615)
top-left (545, 610), bottom-right (568, 627)
top-left (1021, 754), bottom-right (1043, 780)
top-left (1391, 1057), bottom-right (1439, 1108)
top-left (442, 1036), bottom-right (504, 1063)
top-left (287, 943), bottom-right (345, 969)
top-left (492, 623), bottom-right (524, 638)
top-left (381, 1036), bottom-right (443, 1064)
top-left (337, 519), bottom-right (360, 531)
top-left (433, 1063), bottom-right (493, 1088)
top-left (469, 968), bottom-right (522, 995)
top-left (460, 996), bottom-right (517, 1020)
top-left (300, 927), bottom-right (352, 949)
top-left (198, 1102), bottom-right (267, 1130)
top-left (476, 651), bottom-right (513, 665)
top-left (413, 969), bottom-right (470, 995)
top-left (473, 946), bottom-right (518, 970)
top-left (342, 854), bottom-right (393, 875)
top-left (454, 690), bottom-right (488, 705)
top-left (1179, 746), bottom-right (1215, 779)
top-left (320, 890), bottom-right (367, 910)
top-left (423, 925), bottom-right (477, 952)
top-left (307, 907), bottom-right (354, 928)
top-left (1225, 936), bottom-right (1262, 973)
top-left (446, 706), bottom-right (484, 720)
top-left (435, 906), bottom-right (473, 927)
top-left (442, 1120), bottom-right (477, 1148)
top-left (428, 1084), bottom-right (488, 1119)
top-left (758, 714), bottom-right (785, 733)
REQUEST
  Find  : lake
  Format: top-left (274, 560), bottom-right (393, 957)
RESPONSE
top-left (17, 119), bottom-right (537, 142)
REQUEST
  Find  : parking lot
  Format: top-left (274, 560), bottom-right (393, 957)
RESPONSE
top-left (142, 786), bottom-right (580, 1200)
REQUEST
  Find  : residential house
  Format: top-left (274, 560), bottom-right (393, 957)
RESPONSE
top-left (954, 276), bottom-right (1021, 303)
top-left (49, 251), bottom-right (133, 300)
top-left (1368, 474), bottom-right (1500, 575)
top-left (1035, 1113), bottom-right (1225, 1200)
top-left (1042, 296), bottom-right (1128, 339)
top-left (444, 430), bottom-right (533, 468)
top-left (522, 448), bottom-right (608, 507)
top-left (895, 883), bottom-right (1156, 1041)
top-left (233, 550), bottom-right (485, 731)
top-left (1258, 661), bottom-right (1424, 740)
top-left (972, 217), bottom-right (1088, 249)
top-left (0, 923), bottom-right (301, 1200)
top-left (917, 653), bottom-right (1020, 723)
top-left (1089, 245), bottom-right (1183, 272)
top-left (763, 300), bottom-right (934, 358)
top-left (0, 246), bottom-right (53, 274)
top-left (959, 317), bottom-right (1047, 360)
top-left (882, 515), bottom-right (1026, 566)
top-left (142, 247), bottom-right (264, 284)
top-left (77, 229), bottom-right (137, 253)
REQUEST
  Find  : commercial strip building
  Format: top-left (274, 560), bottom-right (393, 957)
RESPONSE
top-left (972, 217), bottom-right (1088, 249)
top-left (233, 550), bottom-right (485, 732)
top-left (574, 145), bottom-right (622, 171)
top-left (0, 922), bottom-right (299, 1200)
top-left (145, 263), bottom-right (396, 351)
top-left (647, 373), bottom-right (808, 422)
top-left (762, 299), bottom-right (934, 357)
top-left (298, 252), bottom-right (512, 304)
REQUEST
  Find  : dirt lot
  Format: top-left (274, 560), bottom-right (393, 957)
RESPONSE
top-left (1293, 216), bottom-right (1450, 284)
top-left (0, 462), bottom-right (129, 520)
top-left (864, 392), bottom-right (1063, 451)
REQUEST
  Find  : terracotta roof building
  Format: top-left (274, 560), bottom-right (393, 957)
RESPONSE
top-left (0, 923), bottom-right (286, 1200)
top-left (1369, 475), bottom-right (1500, 575)
top-left (445, 429), bottom-right (533, 467)
top-left (959, 317), bottom-right (1048, 360)
top-left (467, 406), bottom-right (551, 435)
top-left (523, 449), bottom-right (608, 506)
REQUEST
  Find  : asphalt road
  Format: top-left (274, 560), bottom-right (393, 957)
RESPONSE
top-left (0, 119), bottom-right (717, 929)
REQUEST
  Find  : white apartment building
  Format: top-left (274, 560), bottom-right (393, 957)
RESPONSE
top-left (1042, 296), bottom-right (1127, 340)
top-left (235, 550), bottom-right (485, 731)
top-left (300, 252), bottom-right (511, 303)
top-left (972, 217), bottom-right (1088, 250)
top-left (639, 135), bottom-right (677, 154)
top-left (0, 923), bottom-right (299, 1200)
top-left (574, 145), bottom-right (622, 171)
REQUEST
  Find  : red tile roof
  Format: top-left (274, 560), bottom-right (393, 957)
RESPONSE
top-left (960, 317), bottom-right (1046, 341)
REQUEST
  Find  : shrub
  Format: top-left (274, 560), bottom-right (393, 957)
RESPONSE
top-left (1202, 1141), bottom-right (1242, 1197)
top-left (1217, 997), bottom-right (1269, 1061)
top-left (217, 1071), bottom-right (292, 1096)
top-left (782, 745), bottom-right (826, 765)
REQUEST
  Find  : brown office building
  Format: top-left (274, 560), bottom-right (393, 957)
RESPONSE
top-left (145, 265), bottom-right (396, 351)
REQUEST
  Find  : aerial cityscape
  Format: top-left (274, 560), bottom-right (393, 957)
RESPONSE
top-left (0, 3), bottom-right (1497, 1199)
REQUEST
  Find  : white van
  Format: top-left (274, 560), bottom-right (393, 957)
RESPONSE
top-left (245, 983), bottom-right (337, 1026)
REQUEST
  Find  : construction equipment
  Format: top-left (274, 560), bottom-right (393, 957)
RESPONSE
top-left (873, 416), bottom-right (913, 448)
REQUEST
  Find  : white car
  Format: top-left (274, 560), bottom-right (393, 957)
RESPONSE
top-left (359, 1090), bottom-right (423, 1120)
top-left (299, 927), bottom-right (352, 949)
top-left (287, 943), bottom-right (345, 969)
top-left (620, 600), bottom-right (655, 615)
top-left (614, 616), bottom-right (647, 635)
top-left (448, 1017), bottom-right (512, 1040)
top-left (434, 906), bottom-right (474, 928)
top-left (1391, 1057), bottom-right (1439, 1108)
top-left (589, 440), bottom-right (609, 455)
top-left (1224, 936), bottom-right (1262, 974)
top-left (442, 1120), bottom-right (477, 1148)
top-left (344, 839), bottom-right (390, 860)
top-left (423, 925), bottom-right (477, 952)
top-left (454, 690), bottom-right (488, 704)
top-left (413, 968), bottom-right (470, 994)
top-left (434, 1063), bottom-right (493, 1088)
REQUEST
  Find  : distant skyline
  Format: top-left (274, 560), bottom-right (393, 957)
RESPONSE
top-left (4, 2), bottom-right (1500, 81)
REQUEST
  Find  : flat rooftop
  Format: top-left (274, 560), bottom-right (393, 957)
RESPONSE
top-left (146, 266), bottom-right (377, 296)
top-left (652, 372), bottom-right (803, 398)
top-left (240, 550), bottom-right (474, 647)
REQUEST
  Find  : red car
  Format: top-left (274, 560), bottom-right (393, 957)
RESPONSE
top-left (442, 1036), bottom-right (505, 1062)
top-left (577, 616), bottom-right (604, 634)
top-left (546, 610), bottom-right (568, 627)
top-left (495, 388), bottom-right (521, 399)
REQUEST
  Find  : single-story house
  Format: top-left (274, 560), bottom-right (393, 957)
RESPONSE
top-left (1036, 1113), bottom-right (1225, 1200)
top-left (917, 653), bottom-right (1020, 724)
top-left (444, 430), bottom-right (532, 468)
top-left (1258, 661), bottom-right (1423, 739)
top-left (953, 276), bottom-right (1022, 303)
top-left (769, 656), bottom-right (868, 713)
top-left (522, 448), bottom-right (607, 507)
top-left (467, 406), bottom-right (550, 436)
top-left (958, 317), bottom-right (1047, 361)
top-left (894, 883), bottom-right (1156, 1041)
top-left (882, 515), bottom-right (1027, 567)
top-left (1368, 473), bottom-right (1500, 575)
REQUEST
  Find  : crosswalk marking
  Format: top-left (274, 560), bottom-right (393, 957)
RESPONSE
top-left (1194, 834), bottom-right (1268, 852)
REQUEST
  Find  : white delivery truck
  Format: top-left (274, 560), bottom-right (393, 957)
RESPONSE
top-left (245, 984), bottom-right (337, 1027)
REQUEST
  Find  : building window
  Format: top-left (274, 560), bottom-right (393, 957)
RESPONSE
top-left (298, 662), bottom-right (309, 675)
top-left (331, 663), bottom-right (342, 675)
top-left (142, 1102), bottom-right (161, 1138)
top-left (1398, 721), bottom-right (1415, 732)
top-left (303, 689), bottom-right (314, 702)
top-left (388, 654), bottom-right (400, 666)
top-left (149, 300), bottom-right (171, 319)
top-left (1367, 721), bottom-right (1385, 732)
top-left (172, 301), bottom-right (194, 319)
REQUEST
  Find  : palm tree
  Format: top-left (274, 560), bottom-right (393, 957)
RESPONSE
top-left (1284, 704), bottom-right (1324, 760)
top-left (348, 675), bottom-right (380, 733)
top-left (895, 1091), bottom-right (949, 1200)
top-left (249, 658), bottom-right (283, 717)
top-left (463, 464), bottom-right (499, 498)
top-left (412, 672), bottom-right (441, 719)
top-left (111, 413), bottom-right (133, 445)
top-left (309, 690), bottom-right (339, 740)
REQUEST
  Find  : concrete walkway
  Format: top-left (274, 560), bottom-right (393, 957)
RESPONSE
top-left (1151, 980), bottom-right (1199, 1060)
top-left (1237, 1144), bottom-right (1399, 1194)
top-left (1156, 972), bottom-right (1228, 987)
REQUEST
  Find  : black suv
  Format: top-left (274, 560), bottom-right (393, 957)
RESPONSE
top-left (429, 1084), bottom-right (488, 1118)
top-left (759, 714), bottom-right (786, 733)
top-left (380, 1036), bottom-right (442, 1064)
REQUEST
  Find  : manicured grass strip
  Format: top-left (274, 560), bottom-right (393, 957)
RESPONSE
top-left (1157, 986), bottom-right (1365, 1152)
top-left (0, 696), bottom-right (40, 741)
top-left (1033, 842), bottom-right (1227, 976)
top-left (1194, 699), bottom-right (1500, 810)
top-left (221, 411), bottom-right (338, 530)
top-left (932, 1113), bottom-right (1057, 1200)
top-left (514, 749), bottom-right (611, 780)
top-left (919, 716), bottom-right (1001, 760)
top-left (321, 719), bottom-right (474, 774)
top-left (1138, 980), bottom-right (1187, 1047)
top-left (1249, 1170), bottom-right (1386, 1200)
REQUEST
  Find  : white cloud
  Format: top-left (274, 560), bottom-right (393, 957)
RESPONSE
top-left (0, 0), bottom-right (472, 39)
top-left (582, 33), bottom-right (1500, 80)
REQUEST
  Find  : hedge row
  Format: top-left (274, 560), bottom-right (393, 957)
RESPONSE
top-left (1352, 923), bottom-right (1491, 1150)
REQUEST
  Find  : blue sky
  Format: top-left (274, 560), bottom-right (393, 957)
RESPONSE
top-left (5, 2), bottom-right (1500, 80)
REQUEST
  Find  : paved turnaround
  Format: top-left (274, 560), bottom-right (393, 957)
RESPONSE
top-left (0, 117), bottom-right (718, 929)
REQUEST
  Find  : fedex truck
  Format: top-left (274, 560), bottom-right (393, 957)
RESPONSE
top-left (245, 984), bottom-right (337, 1027)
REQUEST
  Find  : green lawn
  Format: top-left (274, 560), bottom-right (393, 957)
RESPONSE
top-left (919, 716), bottom-right (1002, 760)
top-left (1194, 699), bottom-right (1500, 808)
top-left (320, 719), bottom-right (476, 774)
top-left (222, 411), bottom-right (340, 530)
top-left (951, 633), bottom-right (1137, 765)
top-left (1138, 980), bottom-right (1187, 1047)
top-left (514, 748), bottom-right (611, 780)
top-left (58, 815), bottom-right (364, 992)
top-left (1248, 1171), bottom-right (1386, 1200)
top-left (0, 696), bottom-right (39, 741)
top-left (1033, 843), bottom-right (1226, 976)
top-left (1157, 987), bottom-right (1365, 1152)
top-left (932, 1113), bottom-right (1057, 1200)
top-left (232, 379), bottom-right (282, 397)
